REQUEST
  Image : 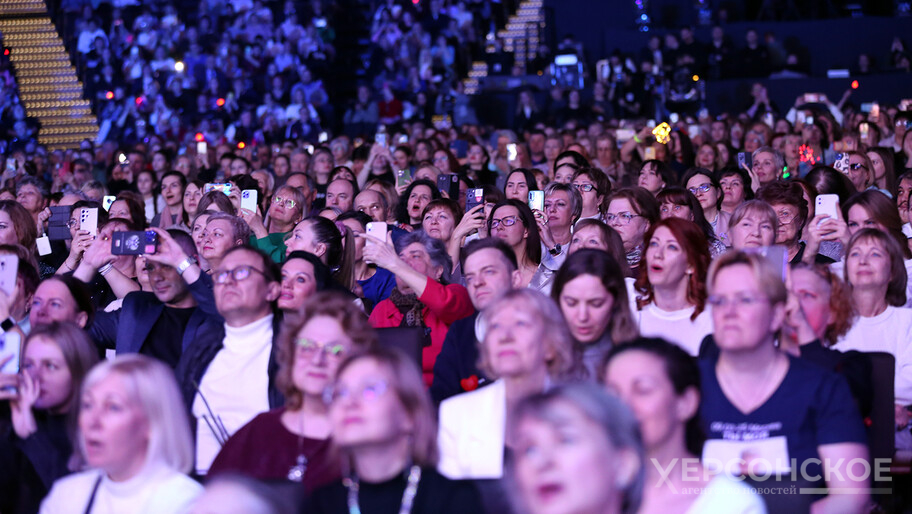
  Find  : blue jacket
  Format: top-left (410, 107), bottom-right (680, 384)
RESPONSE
top-left (89, 274), bottom-right (222, 356)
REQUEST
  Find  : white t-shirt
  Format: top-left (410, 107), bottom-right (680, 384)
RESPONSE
top-left (635, 303), bottom-right (714, 356)
top-left (686, 473), bottom-right (767, 513)
top-left (193, 315), bottom-right (273, 475)
top-left (41, 467), bottom-right (201, 514)
top-left (834, 305), bottom-right (912, 405)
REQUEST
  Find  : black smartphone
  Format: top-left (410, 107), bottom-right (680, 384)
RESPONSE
top-left (111, 231), bottom-right (158, 255)
top-left (737, 152), bottom-right (752, 169)
top-left (437, 174), bottom-right (460, 198)
top-left (48, 206), bottom-right (72, 240)
top-left (465, 188), bottom-right (484, 212)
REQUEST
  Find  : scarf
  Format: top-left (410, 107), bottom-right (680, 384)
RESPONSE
top-left (389, 288), bottom-right (425, 329)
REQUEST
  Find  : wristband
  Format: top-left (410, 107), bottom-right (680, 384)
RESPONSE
top-left (633, 135), bottom-right (643, 144)
top-left (98, 263), bottom-right (114, 276)
top-left (176, 257), bottom-right (194, 276)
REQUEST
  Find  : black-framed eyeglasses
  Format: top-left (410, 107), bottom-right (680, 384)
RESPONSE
top-left (213, 265), bottom-right (268, 285)
top-left (491, 216), bottom-right (520, 229)
top-left (573, 183), bottom-right (597, 193)
top-left (687, 183), bottom-right (712, 195)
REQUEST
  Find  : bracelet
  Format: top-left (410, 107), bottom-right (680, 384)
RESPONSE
top-left (98, 263), bottom-right (114, 276)
top-left (176, 257), bottom-right (194, 276)
top-left (63, 260), bottom-right (74, 271)
top-left (633, 135), bottom-right (643, 144)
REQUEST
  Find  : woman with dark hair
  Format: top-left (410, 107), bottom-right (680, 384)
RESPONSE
top-left (337, 212), bottom-right (396, 308)
top-left (694, 142), bottom-right (720, 171)
top-left (896, 171), bottom-right (912, 228)
top-left (182, 180), bottom-right (204, 227)
top-left (108, 192), bottom-right (147, 230)
top-left (571, 167), bottom-right (610, 221)
top-left (364, 230), bottom-right (472, 385)
top-left (0, 200), bottom-right (42, 271)
top-left (307, 147), bottom-right (335, 209)
top-left (682, 168), bottom-right (730, 244)
top-left (511, 383), bottom-right (645, 514)
top-left (568, 219), bottom-right (630, 276)
top-left (463, 140), bottom-right (495, 186)
top-left (487, 200), bottom-right (543, 288)
top-left (603, 338), bottom-right (764, 513)
top-left (717, 167), bottom-right (753, 214)
top-left (432, 148), bottom-right (461, 177)
top-left (307, 346), bottom-right (484, 513)
top-left (209, 294), bottom-right (374, 490)
top-left (29, 275), bottom-right (95, 329)
top-left (0, 322), bottom-right (98, 513)
top-left (420, 199), bottom-right (463, 279)
top-left (656, 187), bottom-right (726, 256)
top-left (605, 187), bottom-right (660, 277)
top-left (286, 216), bottom-right (355, 291)
top-left (637, 160), bottom-right (676, 196)
top-left (867, 146), bottom-right (896, 195)
top-left (756, 181), bottom-right (826, 264)
top-left (633, 218), bottom-right (712, 356)
top-left (277, 252), bottom-right (356, 326)
top-left (551, 249), bottom-right (637, 378)
top-left (503, 168), bottom-right (538, 203)
top-left (397, 179), bottom-right (441, 228)
top-left (197, 190), bottom-right (238, 215)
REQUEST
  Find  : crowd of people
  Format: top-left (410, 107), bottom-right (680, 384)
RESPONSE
top-left (1, 1), bottom-right (912, 514)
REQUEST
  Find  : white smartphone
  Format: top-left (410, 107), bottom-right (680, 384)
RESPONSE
top-left (196, 141), bottom-right (207, 155)
top-left (506, 143), bottom-right (518, 161)
top-left (815, 194), bottom-right (839, 222)
top-left (0, 332), bottom-right (21, 385)
top-left (528, 190), bottom-right (545, 212)
top-left (102, 195), bottom-right (116, 211)
top-left (0, 254), bottom-right (18, 297)
top-left (240, 189), bottom-right (258, 212)
top-left (80, 208), bottom-right (98, 236)
top-left (366, 221), bottom-right (387, 243)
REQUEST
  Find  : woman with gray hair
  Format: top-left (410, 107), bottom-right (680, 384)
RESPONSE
top-left (40, 354), bottom-right (201, 513)
top-left (438, 288), bottom-right (577, 480)
top-left (200, 212), bottom-right (252, 275)
top-left (363, 229), bottom-right (473, 385)
top-left (511, 383), bottom-right (645, 514)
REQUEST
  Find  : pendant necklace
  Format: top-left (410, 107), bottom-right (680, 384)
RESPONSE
top-left (287, 410), bottom-right (308, 482)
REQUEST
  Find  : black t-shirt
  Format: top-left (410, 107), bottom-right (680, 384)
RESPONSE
top-left (141, 306), bottom-right (195, 368)
top-left (699, 355), bottom-right (866, 484)
top-left (305, 466), bottom-right (484, 514)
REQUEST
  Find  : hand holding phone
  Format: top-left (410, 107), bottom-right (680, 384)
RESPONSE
top-left (528, 190), bottom-right (545, 212)
top-left (80, 208), bottom-right (99, 236)
top-left (241, 190), bottom-right (258, 212)
top-left (815, 194), bottom-right (839, 223)
top-left (365, 221), bottom-right (387, 246)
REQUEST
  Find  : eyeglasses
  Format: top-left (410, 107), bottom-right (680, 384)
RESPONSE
top-left (605, 212), bottom-right (641, 225)
top-left (296, 338), bottom-right (346, 358)
top-left (213, 265), bottom-right (268, 285)
top-left (66, 219), bottom-right (79, 229)
top-left (273, 196), bottom-right (297, 209)
top-left (491, 216), bottom-right (520, 229)
top-left (573, 183), bottom-right (597, 193)
top-left (707, 294), bottom-right (769, 309)
top-left (324, 380), bottom-right (389, 404)
top-left (848, 162), bottom-right (867, 171)
top-left (688, 183), bottom-right (712, 195)
top-left (775, 210), bottom-right (797, 224)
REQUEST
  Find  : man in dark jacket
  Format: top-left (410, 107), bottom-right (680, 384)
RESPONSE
top-left (430, 238), bottom-right (522, 404)
top-left (174, 245), bottom-right (282, 476)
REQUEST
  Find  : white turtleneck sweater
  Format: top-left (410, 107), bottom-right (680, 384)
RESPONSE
top-left (40, 464), bottom-right (201, 514)
top-left (193, 314), bottom-right (273, 475)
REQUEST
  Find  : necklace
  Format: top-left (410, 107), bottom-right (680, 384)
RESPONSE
top-left (287, 410), bottom-right (308, 482)
top-left (716, 354), bottom-right (782, 414)
top-left (344, 465), bottom-right (422, 514)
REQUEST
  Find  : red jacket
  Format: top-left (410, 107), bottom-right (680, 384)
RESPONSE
top-left (369, 278), bottom-right (473, 385)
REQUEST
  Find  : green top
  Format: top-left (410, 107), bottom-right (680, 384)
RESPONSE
top-left (251, 231), bottom-right (289, 263)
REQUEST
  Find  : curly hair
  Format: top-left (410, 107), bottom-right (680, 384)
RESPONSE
top-left (789, 262), bottom-right (857, 346)
top-left (276, 292), bottom-right (377, 410)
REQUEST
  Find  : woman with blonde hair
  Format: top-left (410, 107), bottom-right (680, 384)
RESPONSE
top-left (306, 346), bottom-right (483, 513)
top-left (40, 355), bottom-right (201, 513)
top-left (438, 289), bottom-right (576, 480)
